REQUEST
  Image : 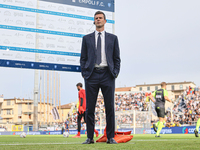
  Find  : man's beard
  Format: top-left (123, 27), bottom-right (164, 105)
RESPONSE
top-left (96, 24), bottom-right (104, 28)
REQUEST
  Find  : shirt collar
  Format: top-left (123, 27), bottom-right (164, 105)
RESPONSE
top-left (95, 30), bottom-right (105, 36)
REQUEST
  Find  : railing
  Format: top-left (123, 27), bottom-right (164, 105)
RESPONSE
top-left (2, 105), bottom-right (14, 109)
top-left (2, 114), bottom-right (14, 118)
top-left (22, 108), bottom-right (34, 114)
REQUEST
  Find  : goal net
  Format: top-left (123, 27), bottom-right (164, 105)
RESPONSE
top-left (99, 109), bottom-right (151, 134)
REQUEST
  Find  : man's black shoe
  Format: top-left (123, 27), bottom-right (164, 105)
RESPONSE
top-left (155, 135), bottom-right (161, 138)
top-left (194, 129), bottom-right (199, 137)
top-left (82, 138), bottom-right (94, 144)
top-left (106, 138), bottom-right (118, 144)
top-left (153, 124), bottom-right (157, 132)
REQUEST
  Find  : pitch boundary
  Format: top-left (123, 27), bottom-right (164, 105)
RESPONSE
top-left (0, 142), bottom-right (81, 146)
top-left (0, 139), bottom-right (197, 146)
top-left (130, 139), bottom-right (197, 142)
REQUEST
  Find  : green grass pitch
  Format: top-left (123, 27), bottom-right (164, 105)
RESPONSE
top-left (0, 134), bottom-right (199, 150)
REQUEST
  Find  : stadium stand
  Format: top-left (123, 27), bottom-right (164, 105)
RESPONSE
top-left (164, 87), bottom-right (200, 126)
top-left (68, 87), bottom-right (200, 128)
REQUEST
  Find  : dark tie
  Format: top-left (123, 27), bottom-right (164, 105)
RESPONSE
top-left (96, 32), bottom-right (101, 65)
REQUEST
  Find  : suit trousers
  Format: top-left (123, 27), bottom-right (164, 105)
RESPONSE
top-left (85, 68), bottom-right (115, 139)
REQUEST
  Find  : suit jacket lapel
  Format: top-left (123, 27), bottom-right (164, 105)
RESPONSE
top-left (90, 32), bottom-right (95, 53)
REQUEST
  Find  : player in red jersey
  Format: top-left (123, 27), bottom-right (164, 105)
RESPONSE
top-left (73, 83), bottom-right (99, 138)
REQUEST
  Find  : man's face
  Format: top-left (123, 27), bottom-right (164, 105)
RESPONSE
top-left (77, 86), bottom-right (80, 91)
top-left (94, 14), bottom-right (106, 28)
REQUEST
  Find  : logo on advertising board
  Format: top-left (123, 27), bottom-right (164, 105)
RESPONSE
top-left (69, 130), bottom-right (78, 135)
top-left (143, 129), bottom-right (146, 134)
top-left (78, 0), bottom-right (105, 7)
top-left (182, 127), bottom-right (188, 134)
top-left (4, 39), bottom-right (10, 44)
top-left (49, 131), bottom-right (61, 135)
top-left (14, 12), bottom-right (23, 17)
top-left (50, 0), bottom-right (114, 12)
top-left (15, 0), bottom-right (25, 4)
top-left (28, 132), bottom-right (40, 135)
top-left (3, 0), bottom-right (13, 3)
top-left (27, 1), bottom-right (34, 7)
top-left (188, 128), bottom-right (196, 134)
top-left (26, 34), bottom-right (33, 39)
top-left (58, 6), bottom-right (64, 11)
top-left (4, 11), bottom-right (11, 16)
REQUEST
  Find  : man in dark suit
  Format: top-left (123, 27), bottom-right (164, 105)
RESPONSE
top-left (80, 11), bottom-right (120, 144)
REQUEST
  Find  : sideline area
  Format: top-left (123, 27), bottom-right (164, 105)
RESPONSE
top-left (0, 134), bottom-right (199, 150)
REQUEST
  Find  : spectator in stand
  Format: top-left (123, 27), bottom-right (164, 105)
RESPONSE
top-left (68, 87), bottom-right (200, 127)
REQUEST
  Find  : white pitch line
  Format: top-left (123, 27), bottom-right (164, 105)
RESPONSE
top-left (0, 139), bottom-right (197, 146)
top-left (129, 139), bottom-right (197, 142)
top-left (0, 142), bottom-right (81, 146)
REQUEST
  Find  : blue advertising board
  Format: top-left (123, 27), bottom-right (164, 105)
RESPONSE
top-left (0, 129), bottom-right (99, 135)
top-left (41, 0), bottom-right (115, 12)
top-left (0, 127), bottom-right (198, 135)
top-left (118, 126), bottom-right (199, 134)
top-left (0, 0), bottom-right (115, 72)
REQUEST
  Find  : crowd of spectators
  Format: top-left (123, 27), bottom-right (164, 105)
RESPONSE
top-left (68, 87), bottom-right (200, 128)
top-left (68, 92), bottom-right (151, 128)
top-left (96, 92), bottom-right (149, 113)
top-left (151, 87), bottom-right (200, 127)
top-left (95, 93), bottom-right (150, 127)
top-left (167, 87), bottom-right (200, 126)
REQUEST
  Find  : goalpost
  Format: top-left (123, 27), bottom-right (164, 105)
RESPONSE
top-left (99, 109), bottom-right (152, 134)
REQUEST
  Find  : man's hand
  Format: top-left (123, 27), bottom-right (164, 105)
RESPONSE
top-left (79, 106), bottom-right (84, 114)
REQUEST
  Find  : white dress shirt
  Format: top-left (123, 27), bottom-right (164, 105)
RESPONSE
top-left (95, 30), bottom-right (108, 67)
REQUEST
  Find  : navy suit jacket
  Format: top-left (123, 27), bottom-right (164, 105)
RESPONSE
top-left (80, 31), bottom-right (121, 79)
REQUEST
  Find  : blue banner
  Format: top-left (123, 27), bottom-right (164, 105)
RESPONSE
top-left (0, 127), bottom-right (199, 135)
top-left (0, 25), bottom-right (84, 38)
top-left (0, 46), bottom-right (80, 57)
top-left (119, 126), bottom-right (199, 134)
top-left (0, 59), bottom-right (81, 72)
top-left (40, 0), bottom-right (115, 12)
top-left (0, 4), bottom-right (114, 24)
top-left (152, 126), bottom-right (198, 134)
top-left (0, 130), bottom-right (100, 135)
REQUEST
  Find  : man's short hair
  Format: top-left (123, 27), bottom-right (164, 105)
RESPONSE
top-left (76, 82), bottom-right (82, 87)
top-left (161, 82), bottom-right (167, 87)
top-left (94, 11), bottom-right (106, 20)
